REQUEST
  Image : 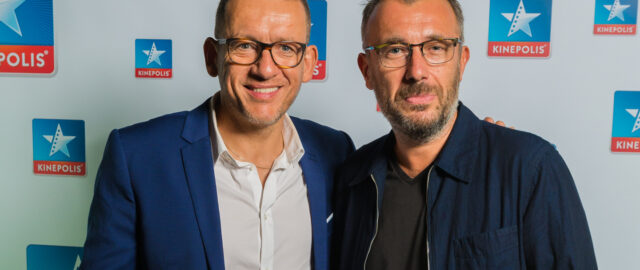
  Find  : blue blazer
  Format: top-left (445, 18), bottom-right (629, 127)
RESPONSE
top-left (81, 100), bottom-right (354, 270)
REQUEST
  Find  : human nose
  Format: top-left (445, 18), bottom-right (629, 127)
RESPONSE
top-left (251, 48), bottom-right (279, 79)
top-left (404, 45), bottom-right (430, 82)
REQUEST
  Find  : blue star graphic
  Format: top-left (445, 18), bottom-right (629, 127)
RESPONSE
top-left (42, 124), bottom-right (76, 158)
top-left (501, 0), bottom-right (541, 37)
top-left (604, 0), bottom-right (631, 21)
top-left (0, 0), bottom-right (26, 36)
top-left (143, 42), bottom-right (166, 66)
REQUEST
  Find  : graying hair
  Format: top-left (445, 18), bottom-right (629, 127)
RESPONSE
top-left (361, 0), bottom-right (465, 43)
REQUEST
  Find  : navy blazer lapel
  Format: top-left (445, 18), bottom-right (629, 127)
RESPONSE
top-left (299, 153), bottom-right (329, 270)
top-left (181, 101), bottom-right (225, 270)
top-left (294, 118), bottom-right (330, 270)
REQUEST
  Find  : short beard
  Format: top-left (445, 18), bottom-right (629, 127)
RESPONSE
top-left (377, 76), bottom-right (459, 144)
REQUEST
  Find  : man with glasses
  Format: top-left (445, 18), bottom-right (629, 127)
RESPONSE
top-left (331, 0), bottom-right (597, 269)
top-left (81, 0), bottom-right (353, 269)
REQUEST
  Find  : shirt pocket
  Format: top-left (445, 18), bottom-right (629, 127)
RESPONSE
top-left (453, 225), bottom-right (520, 270)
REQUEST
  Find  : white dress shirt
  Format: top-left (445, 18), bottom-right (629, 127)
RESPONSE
top-left (209, 97), bottom-right (312, 270)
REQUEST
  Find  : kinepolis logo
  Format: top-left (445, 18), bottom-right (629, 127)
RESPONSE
top-left (488, 0), bottom-right (552, 57)
top-left (27, 245), bottom-right (83, 270)
top-left (611, 91), bottom-right (640, 152)
top-left (0, 0), bottom-right (55, 74)
top-left (594, 0), bottom-right (638, 35)
top-left (135, 39), bottom-right (172, 78)
top-left (309, 0), bottom-right (327, 81)
top-left (32, 119), bottom-right (86, 176)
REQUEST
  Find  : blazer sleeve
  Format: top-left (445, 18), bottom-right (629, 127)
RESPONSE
top-left (80, 130), bottom-right (137, 269)
top-left (522, 147), bottom-right (598, 269)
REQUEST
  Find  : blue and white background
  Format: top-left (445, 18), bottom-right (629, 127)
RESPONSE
top-left (1, 0), bottom-right (639, 269)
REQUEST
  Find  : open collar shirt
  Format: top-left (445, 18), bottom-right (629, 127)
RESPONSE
top-left (208, 96), bottom-right (312, 270)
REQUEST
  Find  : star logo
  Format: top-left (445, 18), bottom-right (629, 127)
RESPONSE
top-left (604, 0), bottom-right (631, 21)
top-left (142, 42), bottom-right (166, 66)
top-left (42, 124), bottom-right (76, 158)
top-left (0, 0), bottom-right (26, 36)
top-left (501, 0), bottom-right (541, 37)
top-left (626, 109), bottom-right (640, 133)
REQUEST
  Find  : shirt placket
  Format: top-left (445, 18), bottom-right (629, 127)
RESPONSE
top-left (259, 167), bottom-right (279, 270)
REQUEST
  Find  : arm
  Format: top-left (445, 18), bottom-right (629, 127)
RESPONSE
top-left (522, 147), bottom-right (597, 269)
top-left (81, 130), bottom-right (137, 269)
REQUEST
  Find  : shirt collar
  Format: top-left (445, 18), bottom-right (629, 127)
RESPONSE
top-left (209, 94), bottom-right (305, 168)
top-left (431, 101), bottom-right (481, 184)
top-left (349, 101), bottom-right (482, 186)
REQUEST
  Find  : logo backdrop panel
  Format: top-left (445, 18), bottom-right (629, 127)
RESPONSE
top-left (26, 245), bottom-right (83, 270)
top-left (135, 39), bottom-right (172, 78)
top-left (594, 0), bottom-right (638, 34)
top-left (0, 0), bottom-right (55, 74)
top-left (32, 119), bottom-right (86, 176)
top-left (488, 0), bottom-right (553, 57)
top-left (309, 0), bottom-right (327, 80)
top-left (611, 91), bottom-right (640, 152)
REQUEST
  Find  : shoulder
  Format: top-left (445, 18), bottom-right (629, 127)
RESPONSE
top-left (336, 134), bottom-right (388, 181)
top-left (291, 116), bottom-right (347, 138)
top-left (116, 111), bottom-right (189, 142)
top-left (478, 121), bottom-right (556, 164)
top-left (344, 135), bottom-right (387, 166)
top-left (291, 116), bottom-right (355, 158)
top-left (107, 111), bottom-right (190, 158)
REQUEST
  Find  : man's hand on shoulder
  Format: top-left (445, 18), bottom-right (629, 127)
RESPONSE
top-left (484, 117), bottom-right (515, 129)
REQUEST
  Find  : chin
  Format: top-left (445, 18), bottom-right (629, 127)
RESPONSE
top-left (244, 111), bottom-right (285, 127)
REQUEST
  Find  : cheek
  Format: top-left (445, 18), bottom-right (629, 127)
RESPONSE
top-left (283, 69), bottom-right (303, 90)
top-left (225, 67), bottom-right (248, 90)
top-left (378, 71), bottom-right (405, 99)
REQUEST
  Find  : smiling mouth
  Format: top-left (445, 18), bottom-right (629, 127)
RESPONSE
top-left (251, 87), bottom-right (279, 93)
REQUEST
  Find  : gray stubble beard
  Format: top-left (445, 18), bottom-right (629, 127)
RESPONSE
top-left (377, 74), bottom-right (460, 145)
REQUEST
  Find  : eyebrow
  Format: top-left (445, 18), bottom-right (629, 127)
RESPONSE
top-left (381, 34), bottom-right (448, 44)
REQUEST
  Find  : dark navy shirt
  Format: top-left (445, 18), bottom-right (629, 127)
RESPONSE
top-left (332, 102), bottom-right (597, 270)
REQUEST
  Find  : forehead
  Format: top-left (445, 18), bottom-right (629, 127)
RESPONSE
top-left (225, 0), bottom-right (307, 42)
top-left (364, 0), bottom-right (459, 44)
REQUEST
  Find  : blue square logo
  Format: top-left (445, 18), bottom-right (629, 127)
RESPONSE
top-left (611, 91), bottom-right (640, 152)
top-left (32, 119), bottom-right (86, 175)
top-left (135, 39), bottom-right (172, 78)
top-left (309, 0), bottom-right (327, 80)
top-left (594, 0), bottom-right (638, 34)
top-left (27, 245), bottom-right (83, 270)
top-left (488, 0), bottom-right (553, 57)
top-left (0, 0), bottom-right (55, 74)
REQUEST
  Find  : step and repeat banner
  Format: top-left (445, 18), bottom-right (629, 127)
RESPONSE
top-left (1, 0), bottom-right (639, 269)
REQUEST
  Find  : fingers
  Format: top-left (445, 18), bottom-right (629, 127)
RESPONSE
top-left (484, 117), bottom-right (513, 129)
top-left (484, 117), bottom-right (495, 123)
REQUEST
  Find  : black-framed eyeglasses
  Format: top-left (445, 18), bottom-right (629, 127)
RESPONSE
top-left (364, 38), bottom-right (462, 68)
top-left (216, 38), bottom-right (307, 69)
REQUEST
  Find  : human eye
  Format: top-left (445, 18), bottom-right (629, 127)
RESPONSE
top-left (231, 40), bottom-right (258, 52)
top-left (275, 43), bottom-right (300, 56)
top-left (382, 44), bottom-right (408, 58)
top-left (424, 41), bottom-right (450, 54)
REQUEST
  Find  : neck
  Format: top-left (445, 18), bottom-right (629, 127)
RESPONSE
top-left (215, 102), bottom-right (285, 169)
top-left (393, 112), bottom-right (458, 178)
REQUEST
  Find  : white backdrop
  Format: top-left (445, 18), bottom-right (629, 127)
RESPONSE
top-left (1, 0), bottom-right (638, 269)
